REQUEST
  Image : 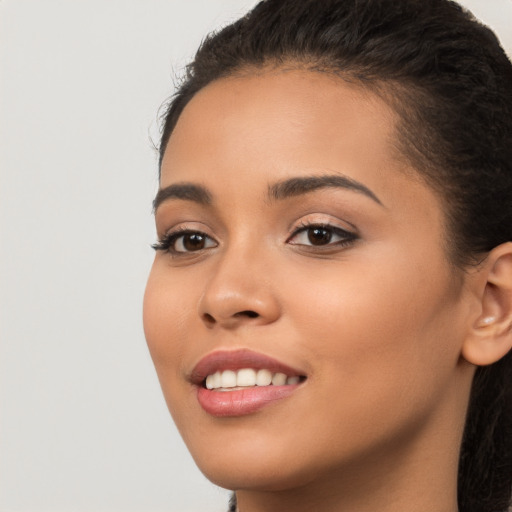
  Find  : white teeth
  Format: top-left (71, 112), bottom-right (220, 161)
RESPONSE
top-left (237, 368), bottom-right (256, 387)
top-left (206, 371), bottom-right (222, 389)
top-left (221, 370), bottom-right (237, 388)
top-left (272, 372), bottom-right (287, 386)
top-left (256, 369), bottom-right (272, 386)
top-left (204, 368), bottom-right (302, 390)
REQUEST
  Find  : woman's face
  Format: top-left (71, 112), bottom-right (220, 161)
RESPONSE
top-left (144, 70), bottom-right (474, 492)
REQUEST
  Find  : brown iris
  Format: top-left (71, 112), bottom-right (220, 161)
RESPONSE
top-left (307, 227), bottom-right (332, 245)
top-left (182, 233), bottom-right (207, 251)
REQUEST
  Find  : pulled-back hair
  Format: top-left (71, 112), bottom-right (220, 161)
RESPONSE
top-left (158, 1), bottom-right (512, 510)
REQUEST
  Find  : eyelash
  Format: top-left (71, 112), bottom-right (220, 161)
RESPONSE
top-left (152, 222), bottom-right (358, 254)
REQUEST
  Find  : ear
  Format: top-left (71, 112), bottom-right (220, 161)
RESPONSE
top-left (462, 242), bottom-right (512, 366)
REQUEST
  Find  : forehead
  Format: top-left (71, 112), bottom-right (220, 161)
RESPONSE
top-left (162, 70), bottom-right (404, 183)
top-left (159, 70), bottom-right (437, 227)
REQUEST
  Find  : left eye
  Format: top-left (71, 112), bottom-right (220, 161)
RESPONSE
top-left (288, 225), bottom-right (356, 247)
top-left (173, 232), bottom-right (216, 252)
top-left (153, 230), bottom-right (217, 253)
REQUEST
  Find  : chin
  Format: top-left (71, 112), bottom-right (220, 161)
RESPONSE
top-left (180, 424), bottom-right (321, 492)
top-left (195, 454), bottom-right (317, 493)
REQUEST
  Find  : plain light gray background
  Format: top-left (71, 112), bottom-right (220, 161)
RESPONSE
top-left (1, 1), bottom-right (510, 511)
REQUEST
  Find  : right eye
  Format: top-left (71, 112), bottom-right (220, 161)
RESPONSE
top-left (152, 230), bottom-right (218, 254)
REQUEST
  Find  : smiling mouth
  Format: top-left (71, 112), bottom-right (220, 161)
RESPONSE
top-left (204, 368), bottom-right (306, 391)
top-left (191, 349), bottom-right (307, 416)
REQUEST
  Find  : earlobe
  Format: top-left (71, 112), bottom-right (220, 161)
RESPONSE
top-left (462, 242), bottom-right (512, 367)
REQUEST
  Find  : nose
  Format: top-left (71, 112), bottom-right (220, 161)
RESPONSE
top-left (198, 249), bottom-right (281, 330)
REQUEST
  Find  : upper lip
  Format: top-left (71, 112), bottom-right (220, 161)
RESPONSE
top-left (189, 348), bottom-right (306, 385)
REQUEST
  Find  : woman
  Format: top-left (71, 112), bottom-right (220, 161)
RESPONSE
top-left (143, 1), bottom-right (512, 511)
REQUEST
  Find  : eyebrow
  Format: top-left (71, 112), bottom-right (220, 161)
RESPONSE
top-left (153, 173), bottom-right (383, 211)
top-left (153, 183), bottom-right (212, 211)
top-left (268, 174), bottom-right (383, 206)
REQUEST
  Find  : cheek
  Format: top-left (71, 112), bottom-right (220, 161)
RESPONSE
top-left (260, 257), bottom-right (465, 477)
top-left (143, 263), bottom-right (204, 432)
top-left (143, 263), bottom-right (193, 379)
top-left (286, 251), bottom-right (463, 411)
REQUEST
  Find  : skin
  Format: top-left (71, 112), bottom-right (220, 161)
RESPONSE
top-left (143, 70), bottom-right (502, 512)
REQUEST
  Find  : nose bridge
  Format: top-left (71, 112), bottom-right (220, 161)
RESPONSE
top-left (198, 235), bottom-right (280, 327)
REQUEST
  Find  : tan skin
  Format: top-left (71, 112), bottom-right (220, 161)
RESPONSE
top-left (144, 70), bottom-right (512, 512)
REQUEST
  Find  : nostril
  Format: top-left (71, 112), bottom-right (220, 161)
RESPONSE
top-left (201, 310), bottom-right (260, 327)
top-left (203, 313), bottom-right (216, 325)
top-left (236, 310), bottom-right (259, 318)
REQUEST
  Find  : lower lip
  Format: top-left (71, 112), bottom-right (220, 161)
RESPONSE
top-left (196, 384), bottom-right (300, 417)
